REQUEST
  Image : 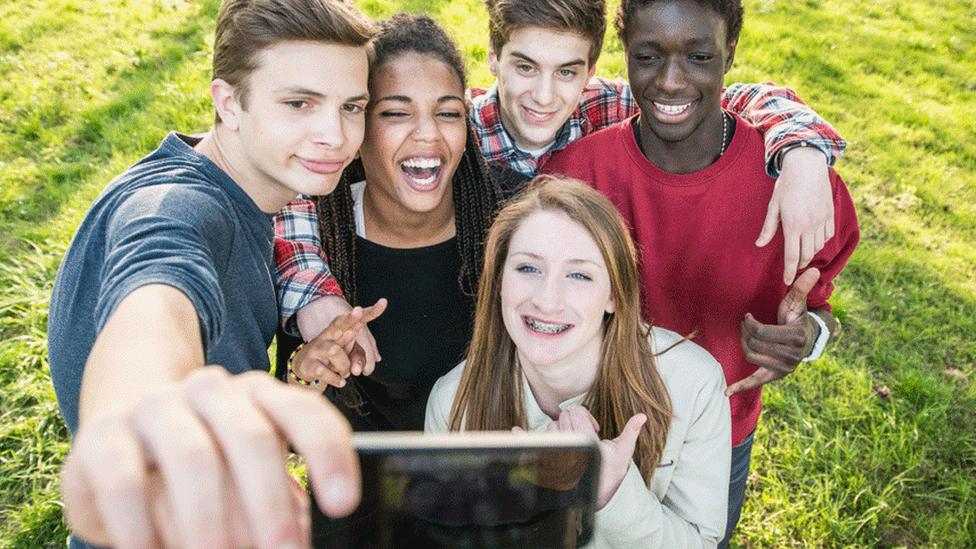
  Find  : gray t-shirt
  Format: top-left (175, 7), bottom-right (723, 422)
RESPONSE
top-left (48, 132), bottom-right (278, 434)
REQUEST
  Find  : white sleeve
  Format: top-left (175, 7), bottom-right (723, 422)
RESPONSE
top-left (590, 371), bottom-right (731, 548)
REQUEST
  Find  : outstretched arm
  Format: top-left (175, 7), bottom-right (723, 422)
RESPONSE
top-left (66, 285), bottom-right (360, 548)
top-left (723, 83), bottom-right (845, 284)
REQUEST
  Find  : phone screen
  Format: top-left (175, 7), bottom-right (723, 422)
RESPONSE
top-left (311, 432), bottom-right (600, 549)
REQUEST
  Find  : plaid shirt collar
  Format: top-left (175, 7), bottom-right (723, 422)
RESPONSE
top-left (470, 85), bottom-right (589, 177)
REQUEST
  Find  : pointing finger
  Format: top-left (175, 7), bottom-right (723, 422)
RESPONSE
top-left (755, 198), bottom-right (780, 248)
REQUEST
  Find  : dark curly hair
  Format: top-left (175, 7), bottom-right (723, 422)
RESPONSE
top-left (615, 0), bottom-right (743, 48)
top-left (314, 13), bottom-right (499, 302)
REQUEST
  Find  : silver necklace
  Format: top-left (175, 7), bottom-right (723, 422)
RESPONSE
top-left (720, 111), bottom-right (730, 156)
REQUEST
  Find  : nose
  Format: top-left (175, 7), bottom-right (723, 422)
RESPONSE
top-left (411, 113), bottom-right (440, 142)
top-left (311, 106), bottom-right (346, 149)
top-left (531, 273), bottom-right (565, 314)
top-left (656, 58), bottom-right (687, 95)
top-left (530, 73), bottom-right (555, 107)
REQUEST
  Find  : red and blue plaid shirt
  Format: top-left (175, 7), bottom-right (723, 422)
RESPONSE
top-left (469, 77), bottom-right (845, 177)
top-left (275, 79), bottom-right (846, 331)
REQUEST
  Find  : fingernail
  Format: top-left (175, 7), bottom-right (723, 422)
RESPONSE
top-left (325, 477), bottom-right (355, 508)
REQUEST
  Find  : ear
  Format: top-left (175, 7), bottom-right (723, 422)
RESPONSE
top-left (487, 41), bottom-right (499, 77)
top-left (723, 39), bottom-right (738, 73)
top-left (211, 78), bottom-right (242, 131)
top-left (605, 297), bottom-right (616, 315)
top-left (586, 62), bottom-right (597, 81)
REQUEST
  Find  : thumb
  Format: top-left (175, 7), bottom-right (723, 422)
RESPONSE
top-left (611, 414), bottom-right (647, 458)
top-left (778, 267), bottom-right (820, 324)
top-left (755, 198), bottom-right (780, 247)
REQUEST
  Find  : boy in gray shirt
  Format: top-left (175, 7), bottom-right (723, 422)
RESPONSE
top-left (47, 1), bottom-right (379, 547)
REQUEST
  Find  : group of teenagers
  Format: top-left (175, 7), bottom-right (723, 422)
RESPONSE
top-left (46, 0), bottom-right (860, 547)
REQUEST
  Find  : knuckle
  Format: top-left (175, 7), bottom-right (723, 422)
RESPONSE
top-left (99, 470), bottom-right (144, 503)
top-left (238, 424), bottom-right (280, 454)
top-left (190, 366), bottom-right (229, 383)
top-left (171, 440), bottom-right (218, 470)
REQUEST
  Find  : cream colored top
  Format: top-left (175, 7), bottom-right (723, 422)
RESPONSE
top-left (424, 327), bottom-right (731, 549)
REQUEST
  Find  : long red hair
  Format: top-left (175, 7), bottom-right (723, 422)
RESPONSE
top-left (449, 175), bottom-right (672, 483)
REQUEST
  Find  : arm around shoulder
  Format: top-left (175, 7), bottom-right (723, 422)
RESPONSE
top-left (722, 82), bottom-right (845, 176)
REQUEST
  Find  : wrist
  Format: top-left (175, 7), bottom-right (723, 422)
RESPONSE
top-left (775, 142), bottom-right (830, 175)
top-left (286, 343), bottom-right (318, 386)
top-left (297, 294), bottom-right (353, 341)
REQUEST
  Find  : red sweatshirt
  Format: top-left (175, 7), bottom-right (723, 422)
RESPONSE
top-left (545, 113), bottom-right (859, 445)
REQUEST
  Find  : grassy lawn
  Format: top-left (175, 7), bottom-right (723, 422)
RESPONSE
top-left (1, 0), bottom-right (973, 547)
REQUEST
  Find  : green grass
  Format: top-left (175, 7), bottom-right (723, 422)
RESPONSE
top-left (1, 0), bottom-right (973, 547)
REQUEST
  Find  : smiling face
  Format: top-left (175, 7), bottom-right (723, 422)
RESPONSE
top-left (220, 40), bottom-right (369, 210)
top-left (489, 27), bottom-right (596, 152)
top-left (501, 209), bottom-right (615, 376)
top-left (358, 52), bottom-right (468, 216)
top-left (624, 0), bottom-right (736, 165)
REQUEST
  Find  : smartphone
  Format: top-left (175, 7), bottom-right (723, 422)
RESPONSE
top-left (311, 431), bottom-right (601, 549)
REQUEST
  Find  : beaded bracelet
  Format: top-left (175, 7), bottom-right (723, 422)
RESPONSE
top-left (287, 343), bottom-right (319, 386)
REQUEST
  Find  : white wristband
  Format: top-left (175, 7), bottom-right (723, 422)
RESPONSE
top-left (802, 311), bottom-right (830, 362)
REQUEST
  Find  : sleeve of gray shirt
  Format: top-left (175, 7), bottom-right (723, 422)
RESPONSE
top-left (96, 184), bottom-right (235, 352)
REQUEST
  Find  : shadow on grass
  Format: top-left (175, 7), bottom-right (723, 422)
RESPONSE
top-left (0, 0), bottom-right (220, 233)
top-left (755, 206), bottom-right (976, 544)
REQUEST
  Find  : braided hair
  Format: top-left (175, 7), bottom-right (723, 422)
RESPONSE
top-left (315, 13), bottom-right (500, 303)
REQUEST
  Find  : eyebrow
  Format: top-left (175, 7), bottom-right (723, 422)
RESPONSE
top-left (509, 251), bottom-right (602, 267)
top-left (637, 36), bottom-right (716, 48)
top-left (374, 94), bottom-right (465, 104)
top-left (273, 87), bottom-right (369, 102)
top-left (509, 50), bottom-right (587, 69)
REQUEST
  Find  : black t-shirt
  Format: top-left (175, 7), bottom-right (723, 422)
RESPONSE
top-left (339, 236), bottom-right (475, 431)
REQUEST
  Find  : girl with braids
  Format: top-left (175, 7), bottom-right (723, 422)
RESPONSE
top-left (426, 175), bottom-right (731, 548)
top-left (278, 13), bottom-right (510, 431)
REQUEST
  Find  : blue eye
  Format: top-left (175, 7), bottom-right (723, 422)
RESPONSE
top-left (516, 264), bottom-right (540, 274)
top-left (569, 272), bottom-right (593, 281)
